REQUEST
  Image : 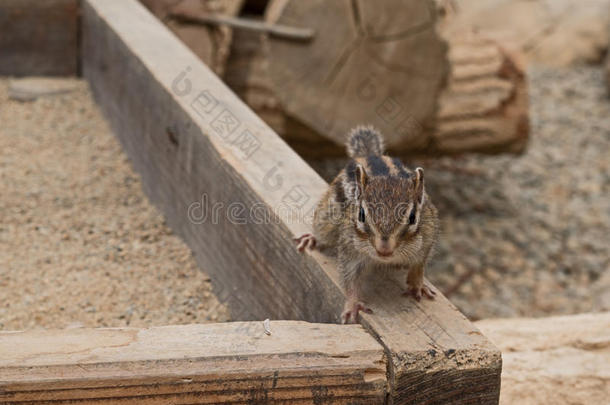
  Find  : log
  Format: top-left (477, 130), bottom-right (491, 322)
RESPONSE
top-left (82, 0), bottom-right (501, 402)
top-left (264, 0), bottom-right (448, 150)
top-left (0, 321), bottom-right (387, 403)
top-left (221, 1), bottom-right (529, 157)
top-left (0, 0), bottom-right (78, 76)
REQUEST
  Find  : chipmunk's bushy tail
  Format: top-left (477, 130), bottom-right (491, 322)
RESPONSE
top-left (346, 125), bottom-right (385, 158)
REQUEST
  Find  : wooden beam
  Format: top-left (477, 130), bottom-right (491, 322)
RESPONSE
top-left (0, 0), bottom-right (79, 76)
top-left (81, 0), bottom-right (501, 403)
top-left (0, 321), bottom-right (387, 403)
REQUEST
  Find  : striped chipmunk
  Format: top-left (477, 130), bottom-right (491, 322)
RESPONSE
top-left (294, 126), bottom-right (439, 324)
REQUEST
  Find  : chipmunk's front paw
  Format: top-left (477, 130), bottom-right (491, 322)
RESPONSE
top-left (341, 300), bottom-right (372, 324)
top-left (403, 284), bottom-right (436, 301)
top-left (293, 233), bottom-right (316, 252)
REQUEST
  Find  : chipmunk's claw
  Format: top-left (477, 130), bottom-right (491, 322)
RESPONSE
top-left (341, 301), bottom-right (373, 324)
top-left (293, 233), bottom-right (316, 252)
top-left (403, 285), bottom-right (436, 301)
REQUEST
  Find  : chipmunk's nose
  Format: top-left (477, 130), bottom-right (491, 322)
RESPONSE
top-left (375, 237), bottom-right (394, 257)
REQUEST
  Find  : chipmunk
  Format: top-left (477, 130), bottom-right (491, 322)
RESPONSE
top-left (294, 126), bottom-right (439, 324)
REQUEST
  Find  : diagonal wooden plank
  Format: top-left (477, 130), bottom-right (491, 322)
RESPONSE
top-left (81, 0), bottom-right (501, 402)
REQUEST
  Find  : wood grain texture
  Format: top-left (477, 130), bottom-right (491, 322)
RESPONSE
top-left (81, 0), bottom-right (501, 403)
top-left (0, 0), bottom-right (78, 76)
top-left (0, 321), bottom-right (387, 403)
top-left (265, 0), bottom-right (448, 149)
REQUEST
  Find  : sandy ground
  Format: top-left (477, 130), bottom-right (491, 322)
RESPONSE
top-left (311, 65), bottom-right (610, 320)
top-left (0, 78), bottom-right (229, 331)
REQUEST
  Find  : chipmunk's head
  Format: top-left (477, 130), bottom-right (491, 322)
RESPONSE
top-left (343, 158), bottom-right (427, 263)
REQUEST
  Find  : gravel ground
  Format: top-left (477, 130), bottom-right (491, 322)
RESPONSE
top-left (0, 78), bottom-right (229, 331)
top-left (425, 66), bottom-right (609, 319)
top-left (311, 66), bottom-right (610, 320)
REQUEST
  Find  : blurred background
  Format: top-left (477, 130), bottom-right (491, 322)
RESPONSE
top-left (0, 1), bottom-right (609, 401)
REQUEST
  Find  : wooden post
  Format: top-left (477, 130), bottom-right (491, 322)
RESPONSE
top-left (0, 0), bottom-right (79, 76)
top-left (81, 0), bottom-right (501, 402)
top-left (0, 321), bottom-right (387, 403)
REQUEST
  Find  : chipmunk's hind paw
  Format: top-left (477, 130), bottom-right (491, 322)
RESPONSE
top-left (293, 233), bottom-right (316, 252)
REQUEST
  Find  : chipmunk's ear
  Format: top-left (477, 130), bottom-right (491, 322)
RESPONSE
top-left (353, 163), bottom-right (368, 200)
top-left (355, 164), bottom-right (367, 192)
top-left (414, 167), bottom-right (425, 205)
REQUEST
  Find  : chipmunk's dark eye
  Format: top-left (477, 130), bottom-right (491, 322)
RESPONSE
top-left (408, 209), bottom-right (416, 225)
top-left (359, 207), bottom-right (366, 223)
